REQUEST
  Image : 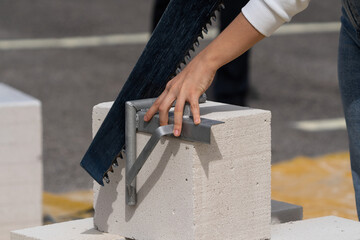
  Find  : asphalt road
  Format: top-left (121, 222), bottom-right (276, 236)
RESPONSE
top-left (0, 0), bottom-right (346, 192)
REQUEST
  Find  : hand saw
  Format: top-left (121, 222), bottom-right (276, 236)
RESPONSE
top-left (80, 0), bottom-right (225, 186)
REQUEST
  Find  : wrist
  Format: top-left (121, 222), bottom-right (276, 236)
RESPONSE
top-left (196, 47), bottom-right (221, 74)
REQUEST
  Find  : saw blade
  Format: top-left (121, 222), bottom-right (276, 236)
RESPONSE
top-left (80, 0), bottom-right (224, 185)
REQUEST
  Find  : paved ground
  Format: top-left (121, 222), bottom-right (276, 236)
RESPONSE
top-left (0, 0), bottom-right (346, 192)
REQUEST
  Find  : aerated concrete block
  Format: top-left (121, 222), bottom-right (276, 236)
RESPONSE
top-left (93, 101), bottom-right (271, 240)
top-left (271, 216), bottom-right (360, 240)
top-left (10, 218), bottom-right (123, 240)
top-left (12, 216), bottom-right (360, 240)
top-left (0, 83), bottom-right (42, 240)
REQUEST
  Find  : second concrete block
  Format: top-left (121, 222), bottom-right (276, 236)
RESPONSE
top-left (93, 101), bottom-right (271, 240)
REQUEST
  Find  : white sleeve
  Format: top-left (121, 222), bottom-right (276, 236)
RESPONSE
top-left (242, 0), bottom-right (310, 37)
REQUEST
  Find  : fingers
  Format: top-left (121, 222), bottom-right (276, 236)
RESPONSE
top-left (173, 96), bottom-right (186, 137)
top-left (158, 92), bottom-right (176, 126)
top-left (145, 91), bottom-right (201, 137)
top-left (190, 97), bottom-right (201, 125)
top-left (144, 90), bottom-right (167, 122)
top-left (144, 69), bottom-right (207, 138)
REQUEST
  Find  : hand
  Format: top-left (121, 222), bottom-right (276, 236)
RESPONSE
top-left (144, 13), bottom-right (264, 137)
top-left (144, 54), bottom-right (217, 137)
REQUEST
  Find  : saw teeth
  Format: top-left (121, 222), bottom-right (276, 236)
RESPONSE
top-left (203, 26), bottom-right (208, 34)
top-left (118, 148), bottom-right (126, 159)
top-left (176, 67), bottom-right (181, 74)
top-left (199, 32), bottom-right (204, 39)
top-left (211, 15), bottom-right (217, 22)
top-left (219, 3), bottom-right (225, 10)
top-left (103, 174), bottom-right (110, 184)
top-left (112, 159), bottom-right (119, 168)
top-left (194, 40), bottom-right (200, 47)
top-left (186, 54), bottom-right (191, 61)
top-left (190, 46), bottom-right (195, 52)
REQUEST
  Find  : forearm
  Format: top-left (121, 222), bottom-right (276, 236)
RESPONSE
top-left (197, 13), bottom-right (265, 72)
top-left (145, 0), bottom-right (311, 136)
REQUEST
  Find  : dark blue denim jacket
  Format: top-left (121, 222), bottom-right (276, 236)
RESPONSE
top-left (343, 0), bottom-right (360, 36)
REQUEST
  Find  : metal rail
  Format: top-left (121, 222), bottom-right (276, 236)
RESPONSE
top-left (124, 94), bottom-right (223, 205)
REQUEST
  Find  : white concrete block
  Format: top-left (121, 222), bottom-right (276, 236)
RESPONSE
top-left (0, 83), bottom-right (42, 240)
top-left (93, 101), bottom-right (271, 240)
top-left (0, 162), bottom-right (42, 186)
top-left (0, 202), bottom-right (42, 224)
top-left (0, 84), bottom-right (42, 164)
top-left (271, 216), bottom-right (360, 240)
top-left (10, 218), bottom-right (123, 240)
top-left (10, 216), bottom-right (360, 240)
top-left (0, 184), bottom-right (42, 207)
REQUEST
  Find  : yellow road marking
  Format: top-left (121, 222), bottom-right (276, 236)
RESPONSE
top-left (272, 152), bottom-right (357, 220)
top-left (43, 191), bottom-right (93, 223)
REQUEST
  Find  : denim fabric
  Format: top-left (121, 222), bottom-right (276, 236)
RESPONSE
top-left (338, 4), bottom-right (360, 220)
top-left (152, 0), bottom-right (250, 106)
top-left (342, 0), bottom-right (360, 38)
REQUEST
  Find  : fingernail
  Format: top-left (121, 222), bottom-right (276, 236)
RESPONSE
top-left (174, 129), bottom-right (179, 137)
top-left (144, 115), bottom-right (148, 121)
top-left (195, 118), bottom-right (200, 124)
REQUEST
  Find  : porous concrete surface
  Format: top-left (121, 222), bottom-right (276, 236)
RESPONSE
top-left (10, 218), bottom-right (123, 240)
top-left (93, 101), bottom-right (271, 240)
top-left (272, 216), bottom-right (360, 240)
top-left (11, 216), bottom-right (360, 240)
top-left (0, 83), bottom-right (42, 240)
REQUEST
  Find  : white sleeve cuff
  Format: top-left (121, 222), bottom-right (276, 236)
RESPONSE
top-left (242, 0), bottom-right (285, 37)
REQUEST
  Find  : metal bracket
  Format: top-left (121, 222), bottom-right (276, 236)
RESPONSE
top-left (124, 94), bottom-right (223, 205)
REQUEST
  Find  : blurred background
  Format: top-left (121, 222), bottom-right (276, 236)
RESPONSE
top-left (1, 0), bottom-right (356, 224)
